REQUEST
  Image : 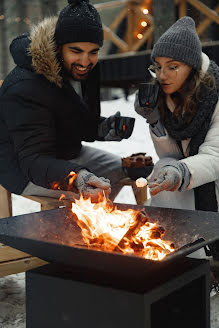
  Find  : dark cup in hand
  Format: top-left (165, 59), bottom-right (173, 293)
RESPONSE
top-left (138, 83), bottom-right (160, 108)
top-left (115, 116), bottom-right (135, 139)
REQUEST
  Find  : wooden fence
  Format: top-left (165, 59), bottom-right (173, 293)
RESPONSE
top-left (95, 0), bottom-right (219, 54)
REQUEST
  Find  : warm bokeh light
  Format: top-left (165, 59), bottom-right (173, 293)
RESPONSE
top-left (141, 21), bottom-right (147, 27)
top-left (143, 8), bottom-right (149, 14)
top-left (15, 17), bottom-right (21, 22)
top-left (0, 15), bottom-right (4, 20)
top-left (23, 17), bottom-right (31, 24)
top-left (137, 33), bottom-right (143, 39)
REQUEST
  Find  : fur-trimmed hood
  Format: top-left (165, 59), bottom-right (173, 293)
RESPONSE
top-left (10, 17), bottom-right (62, 88)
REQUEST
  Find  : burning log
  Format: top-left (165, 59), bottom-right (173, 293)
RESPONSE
top-left (114, 210), bottom-right (149, 252)
top-left (71, 196), bottom-right (175, 260)
top-left (150, 226), bottom-right (165, 239)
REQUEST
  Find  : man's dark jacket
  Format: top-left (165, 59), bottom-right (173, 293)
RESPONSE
top-left (0, 17), bottom-right (104, 194)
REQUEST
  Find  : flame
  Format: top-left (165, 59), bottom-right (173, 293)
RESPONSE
top-left (71, 196), bottom-right (174, 261)
top-left (51, 171), bottom-right (77, 191)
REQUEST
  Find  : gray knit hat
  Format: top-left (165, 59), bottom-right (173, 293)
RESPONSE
top-left (151, 16), bottom-right (202, 70)
top-left (54, 0), bottom-right (103, 46)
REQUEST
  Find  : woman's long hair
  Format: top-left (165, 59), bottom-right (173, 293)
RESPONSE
top-left (157, 68), bottom-right (216, 124)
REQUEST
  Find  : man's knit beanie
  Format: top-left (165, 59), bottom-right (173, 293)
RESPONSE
top-left (54, 0), bottom-right (103, 46)
top-left (151, 16), bottom-right (202, 70)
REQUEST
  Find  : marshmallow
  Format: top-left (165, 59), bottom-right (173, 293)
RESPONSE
top-left (136, 177), bottom-right (147, 188)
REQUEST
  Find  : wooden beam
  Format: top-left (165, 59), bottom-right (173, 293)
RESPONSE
top-left (196, 3), bottom-right (219, 36)
top-left (0, 246), bottom-right (32, 262)
top-left (178, 0), bottom-right (187, 18)
top-left (0, 256), bottom-right (47, 277)
top-left (187, 0), bottom-right (219, 24)
top-left (95, 0), bottom-right (129, 11)
top-left (109, 7), bottom-right (128, 32)
top-left (131, 25), bottom-right (154, 52)
top-left (103, 24), bottom-right (129, 52)
top-left (126, 3), bottom-right (135, 48)
top-left (23, 195), bottom-right (72, 210)
top-left (0, 245), bottom-right (47, 277)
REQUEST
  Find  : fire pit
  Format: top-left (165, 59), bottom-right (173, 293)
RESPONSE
top-left (0, 202), bottom-right (219, 327)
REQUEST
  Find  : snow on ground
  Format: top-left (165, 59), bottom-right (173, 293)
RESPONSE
top-left (0, 93), bottom-right (218, 327)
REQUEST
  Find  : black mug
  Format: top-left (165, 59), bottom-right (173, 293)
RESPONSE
top-left (138, 83), bottom-right (160, 108)
top-left (115, 116), bottom-right (135, 139)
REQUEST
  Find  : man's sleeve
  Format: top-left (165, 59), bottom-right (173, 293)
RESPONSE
top-left (2, 83), bottom-right (83, 189)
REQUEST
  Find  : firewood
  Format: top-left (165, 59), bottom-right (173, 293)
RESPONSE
top-left (114, 210), bottom-right (149, 252)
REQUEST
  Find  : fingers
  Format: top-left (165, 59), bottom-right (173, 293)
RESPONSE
top-left (148, 172), bottom-right (180, 196)
top-left (82, 187), bottom-right (111, 203)
top-left (87, 175), bottom-right (111, 190)
top-left (104, 129), bottom-right (122, 141)
top-left (114, 111), bottom-right (121, 117)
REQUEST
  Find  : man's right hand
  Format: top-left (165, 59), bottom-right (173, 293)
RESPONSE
top-left (75, 169), bottom-right (111, 202)
top-left (134, 91), bottom-right (160, 124)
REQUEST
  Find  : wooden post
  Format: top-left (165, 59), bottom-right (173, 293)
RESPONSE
top-left (126, 2), bottom-right (135, 50)
top-left (178, 0), bottom-right (187, 17)
top-left (0, 186), bottom-right (12, 219)
top-left (153, 0), bottom-right (176, 42)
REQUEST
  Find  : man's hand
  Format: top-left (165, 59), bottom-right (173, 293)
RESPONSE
top-left (134, 91), bottom-right (160, 124)
top-left (148, 165), bottom-right (183, 196)
top-left (75, 169), bottom-right (111, 202)
top-left (98, 111), bottom-right (135, 141)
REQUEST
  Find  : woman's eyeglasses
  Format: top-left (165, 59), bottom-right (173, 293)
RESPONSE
top-left (148, 64), bottom-right (185, 79)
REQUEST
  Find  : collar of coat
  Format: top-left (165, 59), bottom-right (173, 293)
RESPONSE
top-left (28, 17), bottom-right (62, 88)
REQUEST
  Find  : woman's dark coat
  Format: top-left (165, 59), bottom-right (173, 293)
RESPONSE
top-left (0, 17), bottom-right (104, 194)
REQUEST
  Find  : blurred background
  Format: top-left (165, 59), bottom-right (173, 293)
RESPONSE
top-left (0, 0), bottom-right (219, 100)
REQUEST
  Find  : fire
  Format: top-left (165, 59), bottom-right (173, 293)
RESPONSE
top-left (71, 196), bottom-right (174, 261)
top-left (51, 171), bottom-right (77, 191)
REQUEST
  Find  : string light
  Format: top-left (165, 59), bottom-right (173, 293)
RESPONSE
top-left (141, 21), bottom-right (147, 27)
top-left (142, 8), bottom-right (149, 14)
top-left (137, 33), bottom-right (143, 39)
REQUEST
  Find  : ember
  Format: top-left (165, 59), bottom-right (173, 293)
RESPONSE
top-left (71, 196), bottom-right (174, 261)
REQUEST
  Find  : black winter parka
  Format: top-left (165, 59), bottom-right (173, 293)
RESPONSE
top-left (0, 17), bottom-right (104, 194)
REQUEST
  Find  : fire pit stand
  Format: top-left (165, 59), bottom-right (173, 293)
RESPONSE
top-left (26, 257), bottom-right (210, 328)
top-left (0, 204), bottom-right (218, 327)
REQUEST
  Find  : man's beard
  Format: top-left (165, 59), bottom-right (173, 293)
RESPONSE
top-left (65, 63), bottom-right (93, 81)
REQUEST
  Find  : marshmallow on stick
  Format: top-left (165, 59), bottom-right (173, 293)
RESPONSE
top-left (136, 177), bottom-right (147, 188)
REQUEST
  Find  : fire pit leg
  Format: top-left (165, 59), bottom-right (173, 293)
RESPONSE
top-left (26, 258), bottom-right (210, 328)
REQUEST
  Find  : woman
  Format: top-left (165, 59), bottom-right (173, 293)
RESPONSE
top-left (134, 16), bottom-right (219, 259)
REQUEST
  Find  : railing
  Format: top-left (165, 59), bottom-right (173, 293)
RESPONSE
top-left (95, 0), bottom-right (154, 53)
top-left (95, 0), bottom-right (219, 54)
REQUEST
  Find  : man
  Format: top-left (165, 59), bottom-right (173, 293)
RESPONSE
top-left (0, 0), bottom-right (134, 202)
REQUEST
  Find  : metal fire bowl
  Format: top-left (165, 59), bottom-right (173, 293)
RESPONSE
top-left (0, 204), bottom-right (219, 278)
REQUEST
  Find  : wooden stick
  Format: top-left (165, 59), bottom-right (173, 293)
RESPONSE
top-left (114, 210), bottom-right (149, 252)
